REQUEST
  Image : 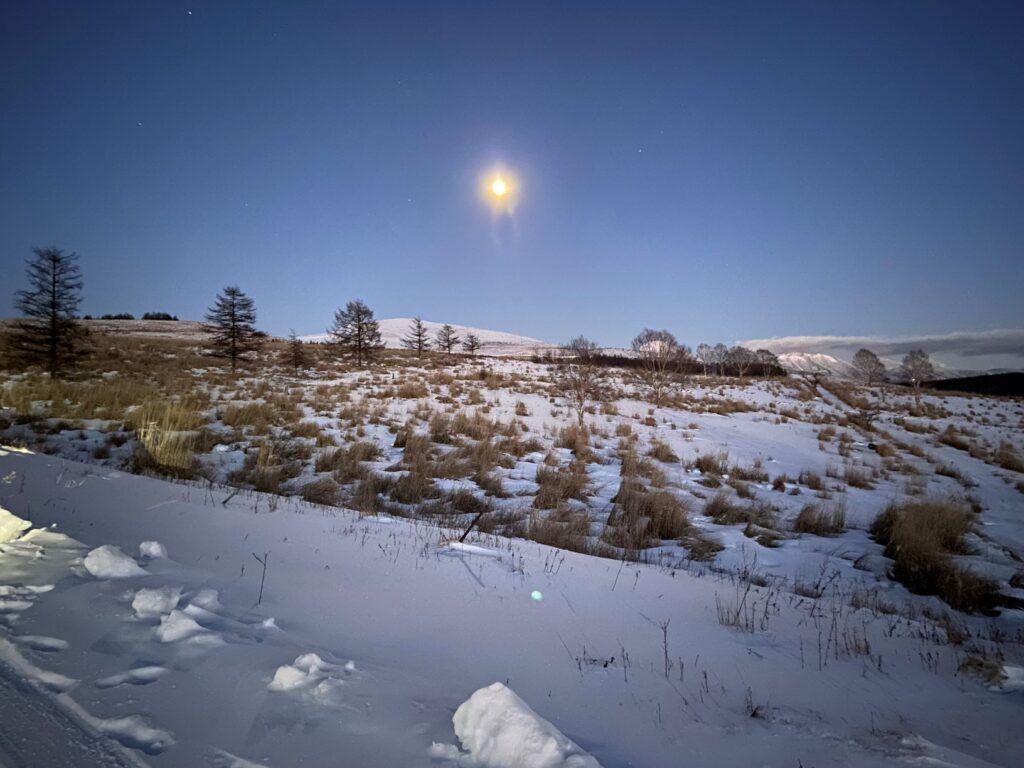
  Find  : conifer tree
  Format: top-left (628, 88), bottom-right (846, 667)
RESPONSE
top-left (8, 247), bottom-right (87, 376)
top-left (205, 286), bottom-right (261, 372)
top-left (329, 299), bottom-right (382, 366)
top-left (435, 324), bottom-right (460, 354)
top-left (402, 317), bottom-right (430, 357)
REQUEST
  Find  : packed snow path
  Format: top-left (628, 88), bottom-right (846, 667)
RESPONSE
top-left (0, 447), bottom-right (1021, 767)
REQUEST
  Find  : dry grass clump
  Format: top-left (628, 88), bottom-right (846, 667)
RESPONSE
top-left (647, 438), bottom-right (678, 464)
top-left (289, 420), bottom-right (323, 439)
top-left (870, 497), bottom-right (1000, 614)
top-left (533, 462), bottom-right (589, 508)
top-left (793, 502), bottom-right (846, 535)
top-left (605, 479), bottom-right (690, 549)
top-left (691, 450), bottom-right (729, 476)
top-left (703, 493), bottom-right (777, 529)
top-left (843, 464), bottom-right (874, 489)
top-left (994, 442), bottom-right (1024, 473)
top-left (557, 423), bottom-right (592, 460)
top-left (729, 460), bottom-right (768, 483)
top-left (128, 399), bottom-right (204, 478)
top-left (937, 425), bottom-right (972, 452)
top-left (798, 469), bottom-right (824, 491)
top-left (300, 476), bottom-right (340, 506)
top-left (527, 511), bottom-right (592, 554)
top-left (389, 470), bottom-right (438, 504)
top-left (315, 440), bottom-right (381, 480)
top-left (958, 653), bottom-right (1007, 686)
top-left (396, 380), bottom-right (429, 399)
top-left (350, 473), bottom-right (395, 514)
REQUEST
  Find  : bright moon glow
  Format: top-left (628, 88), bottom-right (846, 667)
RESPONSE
top-left (480, 166), bottom-right (520, 213)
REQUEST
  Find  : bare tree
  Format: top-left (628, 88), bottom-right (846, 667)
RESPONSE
top-left (402, 317), bottom-right (430, 358)
top-left (205, 285), bottom-right (262, 372)
top-left (727, 346), bottom-right (757, 378)
top-left (852, 348), bottom-right (886, 387)
top-left (7, 247), bottom-right (86, 376)
top-left (435, 324), bottom-right (460, 354)
top-left (558, 336), bottom-right (606, 427)
top-left (462, 333), bottom-right (482, 356)
top-left (631, 328), bottom-right (681, 406)
top-left (696, 343), bottom-right (712, 376)
top-left (329, 299), bottom-right (383, 367)
top-left (286, 329), bottom-right (306, 373)
top-left (712, 343), bottom-right (729, 376)
top-left (900, 348), bottom-right (934, 404)
top-left (755, 348), bottom-right (779, 380)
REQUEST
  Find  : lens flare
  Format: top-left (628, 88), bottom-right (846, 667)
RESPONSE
top-left (531, 590), bottom-right (543, 601)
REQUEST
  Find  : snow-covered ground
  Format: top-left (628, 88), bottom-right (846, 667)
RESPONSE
top-left (1, 340), bottom-right (1023, 766)
top-left (1, 444), bottom-right (1023, 767)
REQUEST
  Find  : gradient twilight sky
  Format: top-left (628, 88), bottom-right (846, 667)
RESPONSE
top-left (2, 1), bottom-right (1022, 348)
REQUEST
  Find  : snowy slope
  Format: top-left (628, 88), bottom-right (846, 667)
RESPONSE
top-left (777, 351), bottom-right (856, 377)
top-left (301, 317), bottom-right (554, 356)
top-left (1, 446), bottom-right (1023, 768)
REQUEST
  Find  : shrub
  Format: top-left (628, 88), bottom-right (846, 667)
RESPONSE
top-left (528, 512), bottom-right (591, 554)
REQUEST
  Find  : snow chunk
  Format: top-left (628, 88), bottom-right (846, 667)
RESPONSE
top-left (83, 545), bottom-right (146, 578)
top-left (190, 588), bottom-right (222, 611)
top-left (139, 540), bottom-right (167, 559)
top-left (132, 587), bottom-right (181, 618)
top-left (0, 504), bottom-right (31, 543)
top-left (440, 682), bottom-right (602, 768)
top-left (155, 609), bottom-right (206, 642)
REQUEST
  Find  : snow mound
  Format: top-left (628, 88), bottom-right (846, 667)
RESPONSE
top-left (268, 652), bottom-right (354, 704)
top-left (155, 609), bottom-right (213, 643)
top-left (0, 504), bottom-right (31, 542)
top-left (139, 540), bottom-right (167, 558)
top-left (96, 666), bottom-right (167, 688)
top-left (83, 545), bottom-right (146, 578)
top-left (132, 586), bottom-right (181, 618)
top-left (439, 682), bottom-right (602, 768)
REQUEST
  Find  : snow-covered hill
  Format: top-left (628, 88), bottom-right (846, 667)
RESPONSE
top-left (776, 351), bottom-right (856, 377)
top-left (301, 318), bottom-right (554, 357)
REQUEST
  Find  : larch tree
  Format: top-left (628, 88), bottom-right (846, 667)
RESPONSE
top-left (462, 333), bottom-right (482, 356)
top-left (631, 328), bottom-right (681, 407)
top-left (402, 317), bottom-right (430, 357)
top-left (205, 285), bottom-right (262, 372)
top-left (852, 348), bottom-right (886, 387)
top-left (435, 324), bottom-right (460, 354)
top-left (329, 299), bottom-right (382, 367)
top-left (558, 336), bottom-right (606, 427)
top-left (8, 247), bottom-right (87, 376)
top-left (286, 329), bottom-right (307, 373)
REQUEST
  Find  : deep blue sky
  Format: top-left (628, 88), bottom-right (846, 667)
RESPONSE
top-left (2, 1), bottom-right (1022, 346)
